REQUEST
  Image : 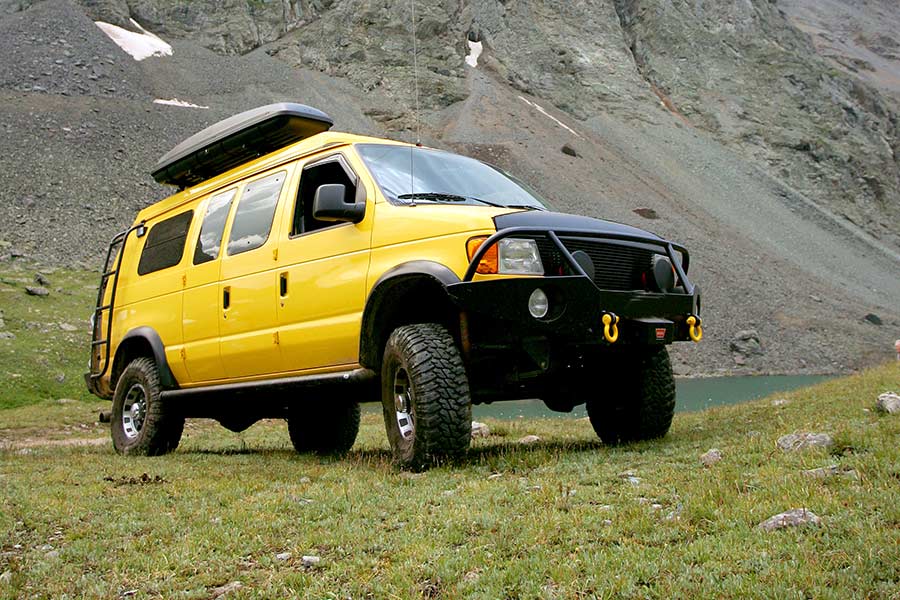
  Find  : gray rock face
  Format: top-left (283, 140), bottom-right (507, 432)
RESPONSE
top-left (777, 432), bottom-right (834, 451)
top-left (757, 508), bottom-right (821, 532)
top-left (876, 392), bottom-right (900, 414)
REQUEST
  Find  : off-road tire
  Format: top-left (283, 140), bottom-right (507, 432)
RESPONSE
top-left (381, 323), bottom-right (472, 470)
top-left (586, 347), bottom-right (676, 444)
top-left (111, 357), bottom-right (184, 456)
top-left (287, 399), bottom-right (361, 455)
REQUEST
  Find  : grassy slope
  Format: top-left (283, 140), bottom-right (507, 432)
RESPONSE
top-left (0, 363), bottom-right (898, 599)
top-left (0, 265), bottom-right (97, 410)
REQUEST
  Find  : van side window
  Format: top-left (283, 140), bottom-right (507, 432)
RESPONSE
top-left (193, 188), bottom-right (236, 265)
top-left (227, 171), bottom-right (286, 256)
top-left (137, 211), bottom-right (194, 276)
top-left (291, 156), bottom-right (357, 236)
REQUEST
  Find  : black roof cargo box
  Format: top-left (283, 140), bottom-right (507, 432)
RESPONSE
top-left (152, 103), bottom-right (333, 188)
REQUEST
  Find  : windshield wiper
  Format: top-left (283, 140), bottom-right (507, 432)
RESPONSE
top-left (504, 204), bottom-right (545, 211)
top-left (397, 192), bottom-right (505, 208)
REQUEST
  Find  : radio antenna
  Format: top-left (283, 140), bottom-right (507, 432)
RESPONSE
top-left (409, 0), bottom-right (420, 202)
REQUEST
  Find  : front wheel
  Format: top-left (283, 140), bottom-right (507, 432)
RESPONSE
top-left (111, 357), bottom-right (184, 455)
top-left (586, 347), bottom-right (676, 444)
top-left (381, 323), bottom-right (472, 470)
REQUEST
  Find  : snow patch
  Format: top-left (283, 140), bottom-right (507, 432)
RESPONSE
top-left (465, 39), bottom-right (483, 68)
top-left (153, 98), bottom-right (209, 109)
top-left (95, 19), bottom-right (172, 61)
top-left (518, 96), bottom-right (583, 138)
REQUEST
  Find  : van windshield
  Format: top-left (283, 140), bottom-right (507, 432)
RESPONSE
top-left (355, 144), bottom-right (551, 210)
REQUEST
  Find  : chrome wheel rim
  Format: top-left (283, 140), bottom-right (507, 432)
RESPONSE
top-left (393, 368), bottom-right (414, 440)
top-left (122, 383), bottom-right (147, 440)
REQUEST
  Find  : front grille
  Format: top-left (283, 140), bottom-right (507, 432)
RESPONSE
top-left (536, 236), bottom-right (655, 291)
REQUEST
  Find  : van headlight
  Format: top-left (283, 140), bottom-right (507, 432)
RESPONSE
top-left (498, 238), bottom-right (543, 275)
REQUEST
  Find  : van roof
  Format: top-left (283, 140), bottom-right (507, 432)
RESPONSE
top-left (138, 131), bottom-right (410, 223)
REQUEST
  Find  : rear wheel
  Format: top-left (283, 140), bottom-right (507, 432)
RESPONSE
top-left (381, 323), bottom-right (471, 470)
top-left (287, 398), bottom-right (360, 456)
top-left (586, 347), bottom-right (676, 444)
top-left (111, 357), bottom-right (184, 455)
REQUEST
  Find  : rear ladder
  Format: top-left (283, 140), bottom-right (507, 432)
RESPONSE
top-left (88, 223), bottom-right (143, 385)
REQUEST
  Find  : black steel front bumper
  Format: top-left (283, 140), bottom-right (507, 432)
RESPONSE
top-left (446, 225), bottom-right (701, 346)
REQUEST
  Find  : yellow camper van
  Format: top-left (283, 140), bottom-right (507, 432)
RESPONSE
top-left (86, 103), bottom-right (702, 469)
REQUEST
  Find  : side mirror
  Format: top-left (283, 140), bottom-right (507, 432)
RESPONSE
top-left (312, 184), bottom-right (366, 223)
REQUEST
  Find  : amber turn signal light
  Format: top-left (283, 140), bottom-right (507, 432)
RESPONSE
top-left (466, 236), bottom-right (498, 274)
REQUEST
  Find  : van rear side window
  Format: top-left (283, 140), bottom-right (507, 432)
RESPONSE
top-left (194, 188), bottom-right (236, 265)
top-left (137, 211), bottom-right (193, 276)
top-left (227, 171), bottom-right (286, 256)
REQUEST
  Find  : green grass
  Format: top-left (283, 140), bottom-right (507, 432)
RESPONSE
top-left (1, 265), bottom-right (898, 597)
top-left (1, 363), bottom-right (898, 599)
top-left (0, 264), bottom-right (97, 410)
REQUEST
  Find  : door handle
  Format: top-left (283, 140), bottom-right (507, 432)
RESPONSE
top-left (223, 286), bottom-right (231, 309)
top-left (279, 272), bottom-right (288, 297)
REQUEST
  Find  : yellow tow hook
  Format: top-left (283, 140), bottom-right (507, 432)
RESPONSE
top-left (687, 315), bottom-right (703, 343)
top-left (602, 312), bottom-right (620, 343)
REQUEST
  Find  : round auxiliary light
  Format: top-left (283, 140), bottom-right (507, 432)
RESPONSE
top-left (652, 255), bottom-right (676, 292)
top-left (528, 288), bottom-right (549, 319)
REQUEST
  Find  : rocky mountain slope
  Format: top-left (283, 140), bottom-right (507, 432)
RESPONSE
top-left (1, 0), bottom-right (898, 377)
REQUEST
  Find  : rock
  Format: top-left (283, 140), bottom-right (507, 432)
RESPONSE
top-left (771, 398), bottom-right (789, 407)
top-left (757, 508), bottom-right (821, 532)
top-left (0, 571), bottom-right (11, 585)
top-left (875, 392), bottom-right (900, 414)
top-left (34, 273), bottom-right (50, 286)
top-left (632, 207), bottom-right (659, 219)
top-left (802, 465), bottom-right (859, 479)
top-left (730, 330), bottom-right (763, 357)
top-left (55, 373), bottom-right (65, 383)
top-left (211, 581), bottom-right (243, 598)
top-left (59, 323), bottom-right (78, 332)
top-left (0, 332), bottom-right (15, 340)
top-left (45, 550), bottom-right (60, 559)
top-left (471, 421), bottom-right (490, 438)
top-left (561, 143), bottom-right (579, 157)
top-left (487, 473), bottom-right (503, 480)
top-left (299, 476), bottom-right (311, 484)
top-left (863, 313), bottom-right (882, 326)
top-left (300, 555), bottom-right (321, 568)
top-left (25, 286), bottom-right (49, 297)
top-left (275, 552), bottom-right (291, 561)
top-left (777, 432), bottom-right (834, 452)
top-left (700, 448), bottom-right (722, 467)
top-left (518, 434), bottom-right (541, 444)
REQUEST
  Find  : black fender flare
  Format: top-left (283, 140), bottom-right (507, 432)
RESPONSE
top-left (115, 326), bottom-right (179, 390)
top-left (359, 261), bottom-right (460, 368)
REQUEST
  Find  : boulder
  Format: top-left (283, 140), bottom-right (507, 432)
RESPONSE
top-left (471, 421), bottom-right (490, 438)
top-left (633, 207), bottom-right (659, 219)
top-left (730, 330), bottom-right (763, 357)
top-left (561, 143), bottom-right (579, 157)
top-left (301, 555), bottom-right (321, 568)
top-left (25, 286), bottom-right (50, 297)
top-left (700, 448), bottom-right (722, 467)
top-left (801, 465), bottom-right (858, 479)
top-left (518, 434), bottom-right (541, 445)
top-left (876, 392), bottom-right (900, 414)
top-left (757, 508), bottom-right (821, 532)
top-left (777, 432), bottom-right (833, 451)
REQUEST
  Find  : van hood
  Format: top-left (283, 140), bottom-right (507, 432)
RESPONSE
top-left (493, 210), bottom-right (661, 239)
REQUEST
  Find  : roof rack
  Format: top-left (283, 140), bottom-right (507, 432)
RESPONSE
top-left (151, 102), bottom-right (334, 188)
